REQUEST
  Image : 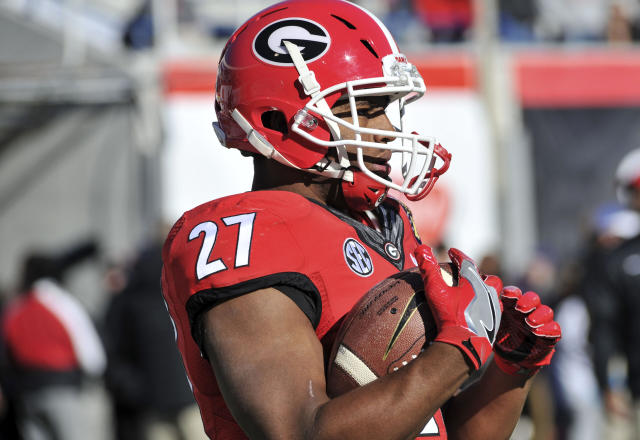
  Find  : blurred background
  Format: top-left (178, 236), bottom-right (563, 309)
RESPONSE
top-left (2, 0), bottom-right (640, 439)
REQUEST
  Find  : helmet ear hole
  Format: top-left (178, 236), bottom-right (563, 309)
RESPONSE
top-left (261, 110), bottom-right (289, 135)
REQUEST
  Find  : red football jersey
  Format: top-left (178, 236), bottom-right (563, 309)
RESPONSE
top-left (162, 190), bottom-right (447, 439)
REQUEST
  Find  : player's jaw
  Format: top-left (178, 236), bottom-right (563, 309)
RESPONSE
top-left (345, 148), bottom-right (392, 180)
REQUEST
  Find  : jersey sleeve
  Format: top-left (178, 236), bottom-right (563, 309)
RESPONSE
top-left (162, 194), bottom-right (322, 352)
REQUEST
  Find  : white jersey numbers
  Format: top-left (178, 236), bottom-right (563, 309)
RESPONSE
top-left (188, 213), bottom-right (257, 280)
top-left (222, 213), bottom-right (256, 268)
top-left (189, 222), bottom-right (227, 279)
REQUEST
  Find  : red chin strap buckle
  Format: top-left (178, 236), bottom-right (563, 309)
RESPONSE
top-left (405, 138), bottom-right (451, 202)
top-left (341, 169), bottom-right (389, 212)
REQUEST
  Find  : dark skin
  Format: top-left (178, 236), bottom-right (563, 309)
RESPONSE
top-left (202, 97), bottom-right (534, 439)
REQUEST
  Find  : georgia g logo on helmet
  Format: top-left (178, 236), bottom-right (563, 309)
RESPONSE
top-left (253, 18), bottom-right (331, 66)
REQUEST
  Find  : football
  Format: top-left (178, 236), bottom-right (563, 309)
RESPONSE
top-left (326, 263), bottom-right (457, 397)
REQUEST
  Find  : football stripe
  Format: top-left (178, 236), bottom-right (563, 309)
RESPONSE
top-left (335, 344), bottom-right (378, 386)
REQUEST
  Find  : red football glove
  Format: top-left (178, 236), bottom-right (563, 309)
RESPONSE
top-left (414, 245), bottom-right (503, 371)
top-left (493, 286), bottom-right (562, 377)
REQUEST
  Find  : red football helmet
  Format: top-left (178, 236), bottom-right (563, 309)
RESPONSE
top-left (213, 0), bottom-right (450, 209)
top-left (616, 148), bottom-right (640, 205)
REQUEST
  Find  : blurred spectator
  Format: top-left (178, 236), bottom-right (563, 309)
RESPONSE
top-left (499, 0), bottom-right (538, 42)
top-left (0, 390), bottom-right (22, 440)
top-left (574, 203), bottom-right (640, 439)
top-left (0, 243), bottom-right (107, 440)
top-left (585, 149), bottom-right (640, 438)
top-left (122, 0), bottom-right (154, 50)
top-left (104, 241), bottom-right (206, 440)
top-left (517, 249), bottom-right (559, 304)
top-left (612, 0), bottom-right (640, 41)
top-left (536, 0), bottom-right (609, 41)
top-left (633, 7), bottom-right (640, 41)
top-left (551, 254), bottom-right (607, 440)
top-left (382, 0), bottom-right (428, 44)
top-left (413, 0), bottom-right (473, 43)
top-left (526, 371), bottom-right (557, 440)
top-left (581, 204), bottom-right (640, 438)
top-left (478, 251), bottom-right (503, 278)
top-left (0, 288), bottom-right (23, 440)
top-left (513, 251), bottom-right (560, 440)
top-left (607, 2), bottom-right (634, 43)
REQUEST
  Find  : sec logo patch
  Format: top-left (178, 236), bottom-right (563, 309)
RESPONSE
top-left (343, 238), bottom-right (374, 277)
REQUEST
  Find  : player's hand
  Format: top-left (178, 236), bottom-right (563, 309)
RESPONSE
top-left (493, 286), bottom-right (561, 377)
top-left (414, 245), bottom-right (502, 371)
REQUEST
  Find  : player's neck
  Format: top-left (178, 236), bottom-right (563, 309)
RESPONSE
top-left (252, 157), bottom-right (351, 214)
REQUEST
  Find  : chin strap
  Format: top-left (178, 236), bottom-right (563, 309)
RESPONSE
top-left (341, 168), bottom-right (389, 212)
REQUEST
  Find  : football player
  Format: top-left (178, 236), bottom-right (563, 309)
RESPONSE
top-left (587, 148), bottom-right (640, 435)
top-left (161, 1), bottom-right (561, 438)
